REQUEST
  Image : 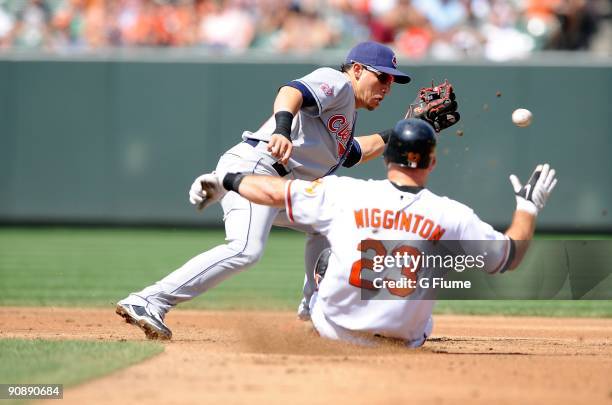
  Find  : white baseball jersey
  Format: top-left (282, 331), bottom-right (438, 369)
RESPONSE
top-left (284, 176), bottom-right (512, 343)
top-left (243, 68), bottom-right (357, 180)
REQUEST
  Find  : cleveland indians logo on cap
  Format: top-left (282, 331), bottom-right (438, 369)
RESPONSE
top-left (392, 55), bottom-right (397, 68)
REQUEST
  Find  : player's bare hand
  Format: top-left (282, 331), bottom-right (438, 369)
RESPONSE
top-left (188, 172), bottom-right (226, 211)
top-left (268, 134), bottom-right (293, 165)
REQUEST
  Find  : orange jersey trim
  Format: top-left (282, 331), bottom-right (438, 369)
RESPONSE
top-left (285, 180), bottom-right (295, 222)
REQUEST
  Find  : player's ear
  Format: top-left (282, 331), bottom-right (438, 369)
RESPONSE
top-left (429, 155), bottom-right (437, 171)
top-left (353, 63), bottom-right (363, 80)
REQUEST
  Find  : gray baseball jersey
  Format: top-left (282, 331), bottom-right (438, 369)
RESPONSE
top-left (119, 68), bottom-right (359, 330)
top-left (242, 67), bottom-right (357, 180)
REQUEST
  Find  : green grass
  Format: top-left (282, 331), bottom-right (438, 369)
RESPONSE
top-left (1, 227), bottom-right (611, 316)
top-left (0, 338), bottom-right (163, 404)
top-left (0, 227), bottom-right (306, 309)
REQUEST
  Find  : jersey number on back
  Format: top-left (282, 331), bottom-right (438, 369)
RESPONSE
top-left (349, 239), bottom-right (422, 297)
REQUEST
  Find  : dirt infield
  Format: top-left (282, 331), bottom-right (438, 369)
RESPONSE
top-left (1, 308), bottom-right (611, 404)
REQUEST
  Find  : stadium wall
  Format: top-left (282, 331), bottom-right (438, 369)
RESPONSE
top-left (0, 54), bottom-right (610, 231)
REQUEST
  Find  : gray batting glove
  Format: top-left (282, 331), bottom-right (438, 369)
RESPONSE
top-left (509, 163), bottom-right (558, 216)
top-left (188, 172), bottom-right (225, 211)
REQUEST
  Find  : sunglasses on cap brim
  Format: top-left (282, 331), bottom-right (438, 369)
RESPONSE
top-left (350, 61), bottom-right (394, 85)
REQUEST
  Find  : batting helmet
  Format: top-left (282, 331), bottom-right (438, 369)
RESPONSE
top-left (383, 118), bottom-right (437, 169)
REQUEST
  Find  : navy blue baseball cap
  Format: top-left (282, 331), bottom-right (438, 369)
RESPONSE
top-left (345, 41), bottom-right (411, 84)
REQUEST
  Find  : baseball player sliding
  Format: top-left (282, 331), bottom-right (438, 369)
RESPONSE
top-left (189, 118), bottom-right (558, 347)
top-left (116, 41), bottom-right (460, 340)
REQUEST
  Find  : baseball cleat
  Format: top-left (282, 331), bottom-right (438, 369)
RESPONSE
top-left (115, 303), bottom-right (172, 340)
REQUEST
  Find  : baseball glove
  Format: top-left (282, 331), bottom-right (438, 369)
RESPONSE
top-left (405, 80), bottom-right (460, 132)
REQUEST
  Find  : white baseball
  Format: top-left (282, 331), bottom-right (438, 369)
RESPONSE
top-left (512, 108), bottom-right (532, 127)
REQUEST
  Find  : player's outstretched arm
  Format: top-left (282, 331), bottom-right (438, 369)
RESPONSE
top-left (229, 174), bottom-right (288, 208)
top-left (352, 134), bottom-right (386, 164)
top-left (504, 164), bottom-right (558, 270)
top-left (189, 172), bottom-right (287, 210)
top-left (268, 86), bottom-right (303, 165)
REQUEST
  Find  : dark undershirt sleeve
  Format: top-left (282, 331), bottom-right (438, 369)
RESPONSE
top-left (342, 141), bottom-right (362, 168)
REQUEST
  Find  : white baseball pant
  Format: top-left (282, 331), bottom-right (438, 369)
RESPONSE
top-left (310, 292), bottom-right (433, 348)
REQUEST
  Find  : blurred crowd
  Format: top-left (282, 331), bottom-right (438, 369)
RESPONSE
top-left (0, 0), bottom-right (609, 60)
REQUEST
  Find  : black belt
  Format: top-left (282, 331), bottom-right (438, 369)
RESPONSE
top-left (245, 138), bottom-right (290, 177)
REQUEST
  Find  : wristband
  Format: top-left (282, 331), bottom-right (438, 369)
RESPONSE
top-left (378, 128), bottom-right (394, 144)
top-left (500, 238), bottom-right (516, 273)
top-left (223, 173), bottom-right (247, 192)
top-left (273, 111), bottom-right (294, 140)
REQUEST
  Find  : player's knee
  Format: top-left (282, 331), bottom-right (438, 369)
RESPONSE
top-left (226, 240), bottom-right (264, 268)
top-left (236, 250), bottom-right (263, 267)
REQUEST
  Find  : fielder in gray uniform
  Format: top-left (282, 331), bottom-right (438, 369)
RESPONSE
top-left (116, 41), bottom-right (460, 340)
